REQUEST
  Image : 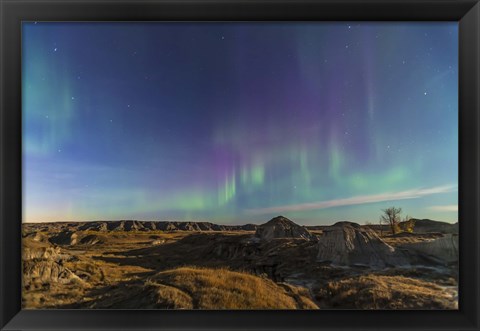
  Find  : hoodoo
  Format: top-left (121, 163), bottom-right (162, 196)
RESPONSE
top-left (316, 222), bottom-right (409, 268)
top-left (254, 216), bottom-right (317, 241)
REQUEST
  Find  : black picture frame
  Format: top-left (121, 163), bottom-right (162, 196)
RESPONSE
top-left (1, 0), bottom-right (479, 330)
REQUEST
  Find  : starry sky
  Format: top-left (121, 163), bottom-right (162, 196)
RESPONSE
top-left (22, 22), bottom-right (458, 224)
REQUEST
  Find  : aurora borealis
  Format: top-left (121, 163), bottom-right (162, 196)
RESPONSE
top-left (22, 22), bottom-right (458, 224)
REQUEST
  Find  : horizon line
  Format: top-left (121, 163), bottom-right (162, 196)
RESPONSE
top-left (22, 216), bottom-right (458, 226)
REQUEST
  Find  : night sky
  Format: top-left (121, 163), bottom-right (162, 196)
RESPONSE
top-left (22, 22), bottom-right (458, 224)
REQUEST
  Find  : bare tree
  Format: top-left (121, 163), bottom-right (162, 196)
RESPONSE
top-left (380, 207), bottom-right (402, 235)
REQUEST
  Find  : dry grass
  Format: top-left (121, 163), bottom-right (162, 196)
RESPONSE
top-left (316, 275), bottom-right (457, 309)
top-left (278, 283), bottom-right (319, 309)
top-left (149, 282), bottom-right (194, 308)
top-left (146, 267), bottom-right (318, 309)
top-left (52, 266), bottom-right (318, 309)
top-left (23, 283), bottom-right (88, 309)
top-left (381, 232), bottom-right (444, 246)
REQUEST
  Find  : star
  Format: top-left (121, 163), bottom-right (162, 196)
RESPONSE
top-left (424, 91), bottom-right (428, 96)
top-left (71, 97), bottom-right (75, 100)
top-left (53, 48), bottom-right (58, 52)
top-left (221, 36), bottom-right (225, 40)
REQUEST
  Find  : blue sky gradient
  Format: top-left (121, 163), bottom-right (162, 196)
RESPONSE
top-left (22, 22), bottom-right (458, 224)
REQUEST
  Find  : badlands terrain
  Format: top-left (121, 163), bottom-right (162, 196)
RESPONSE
top-left (22, 216), bottom-right (459, 309)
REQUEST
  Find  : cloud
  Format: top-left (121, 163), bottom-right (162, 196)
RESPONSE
top-left (246, 184), bottom-right (457, 215)
top-left (427, 204), bottom-right (458, 212)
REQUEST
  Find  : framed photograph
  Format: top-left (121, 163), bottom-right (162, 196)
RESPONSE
top-left (1, 0), bottom-right (479, 330)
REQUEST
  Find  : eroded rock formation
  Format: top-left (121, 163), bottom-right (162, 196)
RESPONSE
top-left (400, 234), bottom-right (458, 263)
top-left (316, 222), bottom-right (409, 268)
top-left (255, 216), bottom-right (317, 241)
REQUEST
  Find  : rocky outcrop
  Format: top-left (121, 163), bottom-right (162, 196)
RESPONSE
top-left (48, 231), bottom-right (78, 246)
top-left (400, 234), bottom-right (458, 263)
top-left (22, 231), bottom-right (49, 243)
top-left (23, 244), bottom-right (61, 260)
top-left (23, 238), bottom-right (82, 288)
top-left (78, 222), bottom-right (108, 231)
top-left (47, 231), bottom-right (104, 246)
top-left (255, 216), bottom-right (317, 241)
top-left (316, 222), bottom-right (409, 268)
top-left (23, 260), bottom-right (82, 287)
top-left (79, 234), bottom-right (103, 245)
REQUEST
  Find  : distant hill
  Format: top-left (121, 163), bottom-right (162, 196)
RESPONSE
top-left (365, 218), bottom-right (458, 235)
top-left (409, 219), bottom-right (458, 234)
top-left (24, 220), bottom-right (258, 233)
